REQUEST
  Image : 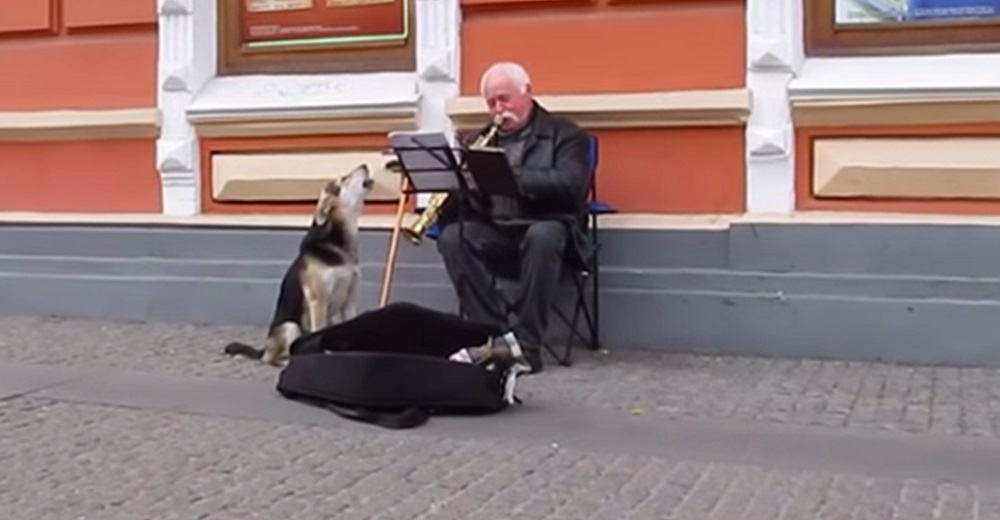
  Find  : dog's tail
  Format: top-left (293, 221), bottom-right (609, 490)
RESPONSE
top-left (224, 341), bottom-right (264, 360)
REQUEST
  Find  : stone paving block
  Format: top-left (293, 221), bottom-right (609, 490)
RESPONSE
top-left (4, 315), bottom-right (1000, 439)
top-left (5, 314), bottom-right (1000, 439)
top-left (815, 474), bottom-right (868, 520)
top-left (738, 469), bottom-right (800, 520)
top-left (1, 395), bottom-right (1000, 519)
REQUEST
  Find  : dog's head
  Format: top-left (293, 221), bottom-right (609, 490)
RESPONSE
top-left (313, 164), bottom-right (374, 226)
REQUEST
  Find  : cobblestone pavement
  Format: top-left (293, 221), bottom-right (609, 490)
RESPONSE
top-left (1, 314), bottom-right (998, 438)
top-left (3, 396), bottom-right (1000, 520)
top-left (5, 314), bottom-right (1000, 519)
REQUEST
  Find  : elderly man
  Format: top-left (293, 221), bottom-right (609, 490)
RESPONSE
top-left (437, 62), bottom-right (592, 374)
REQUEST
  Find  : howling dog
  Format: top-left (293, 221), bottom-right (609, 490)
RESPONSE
top-left (224, 164), bottom-right (374, 365)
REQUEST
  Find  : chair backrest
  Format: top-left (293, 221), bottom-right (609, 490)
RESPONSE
top-left (586, 133), bottom-right (599, 203)
top-left (582, 133), bottom-right (600, 234)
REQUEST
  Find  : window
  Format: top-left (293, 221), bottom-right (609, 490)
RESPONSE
top-left (805, 0), bottom-right (1000, 57)
top-left (218, 0), bottom-right (415, 75)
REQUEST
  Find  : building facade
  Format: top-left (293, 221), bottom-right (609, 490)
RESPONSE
top-left (2, 0), bottom-right (1000, 366)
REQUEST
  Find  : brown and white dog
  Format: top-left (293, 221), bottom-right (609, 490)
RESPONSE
top-left (224, 164), bottom-right (374, 365)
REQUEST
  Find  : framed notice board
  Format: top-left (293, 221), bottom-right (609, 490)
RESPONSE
top-left (219, 0), bottom-right (416, 75)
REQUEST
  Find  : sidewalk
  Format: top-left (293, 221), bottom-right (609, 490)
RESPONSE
top-left (2, 314), bottom-right (1000, 519)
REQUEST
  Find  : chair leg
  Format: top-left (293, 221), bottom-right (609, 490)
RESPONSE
top-left (570, 270), bottom-right (599, 352)
top-left (550, 307), bottom-right (583, 366)
top-left (543, 340), bottom-right (572, 367)
top-left (589, 262), bottom-right (601, 351)
top-left (493, 275), bottom-right (572, 367)
top-left (563, 290), bottom-right (587, 364)
top-left (567, 288), bottom-right (585, 349)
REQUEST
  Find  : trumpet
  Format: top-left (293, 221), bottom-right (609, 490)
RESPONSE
top-left (400, 112), bottom-right (508, 245)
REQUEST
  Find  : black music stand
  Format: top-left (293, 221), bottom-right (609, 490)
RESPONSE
top-left (463, 146), bottom-right (521, 199)
top-left (387, 130), bottom-right (522, 322)
top-left (388, 130), bottom-right (477, 318)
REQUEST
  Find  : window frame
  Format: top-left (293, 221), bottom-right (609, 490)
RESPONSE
top-left (217, 0), bottom-right (416, 76)
top-left (805, 0), bottom-right (1000, 57)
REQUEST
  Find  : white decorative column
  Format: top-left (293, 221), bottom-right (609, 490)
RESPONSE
top-left (414, 0), bottom-right (462, 207)
top-left (156, 0), bottom-right (217, 216)
top-left (745, 0), bottom-right (803, 213)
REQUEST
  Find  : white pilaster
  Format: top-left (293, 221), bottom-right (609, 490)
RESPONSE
top-left (745, 0), bottom-right (803, 213)
top-left (414, 0), bottom-right (462, 206)
top-left (156, 0), bottom-right (217, 216)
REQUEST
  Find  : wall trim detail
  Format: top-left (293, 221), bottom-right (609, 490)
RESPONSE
top-left (185, 73), bottom-right (422, 137)
top-left (789, 53), bottom-right (1000, 101)
top-left (16, 210), bottom-right (1000, 231)
top-left (744, 0), bottom-right (803, 214)
top-left (211, 151), bottom-right (403, 202)
top-left (156, 0), bottom-right (217, 217)
top-left (792, 94), bottom-right (1000, 127)
top-left (0, 109), bottom-right (161, 142)
top-left (446, 89), bottom-right (752, 130)
top-left (191, 113), bottom-right (419, 139)
top-left (813, 138), bottom-right (1000, 199)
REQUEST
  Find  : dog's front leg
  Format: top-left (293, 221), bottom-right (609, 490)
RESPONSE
top-left (340, 277), bottom-right (359, 323)
top-left (306, 293), bottom-right (329, 333)
top-left (302, 263), bottom-right (331, 333)
top-left (340, 302), bottom-right (358, 324)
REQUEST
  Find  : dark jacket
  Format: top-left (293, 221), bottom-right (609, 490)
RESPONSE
top-left (444, 101), bottom-right (594, 269)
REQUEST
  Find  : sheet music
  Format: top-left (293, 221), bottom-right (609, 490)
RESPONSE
top-left (388, 131), bottom-right (473, 192)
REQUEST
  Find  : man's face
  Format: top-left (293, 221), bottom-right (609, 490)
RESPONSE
top-left (482, 73), bottom-right (533, 131)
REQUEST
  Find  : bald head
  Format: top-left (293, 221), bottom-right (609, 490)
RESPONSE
top-left (479, 62), bottom-right (535, 131)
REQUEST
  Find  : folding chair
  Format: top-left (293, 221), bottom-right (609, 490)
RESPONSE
top-left (427, 133), bottom-right (614, 366)
top-left (541, 133), bottom-right (614, 365)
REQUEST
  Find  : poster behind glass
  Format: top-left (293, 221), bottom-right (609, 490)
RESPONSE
top-left (836, 0), bottom-right (1000, 24)
top-left (242, 0), bottom-right (406, 48)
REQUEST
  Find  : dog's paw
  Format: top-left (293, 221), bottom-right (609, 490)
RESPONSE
top-left (263, 355), bottom-right (288, 368)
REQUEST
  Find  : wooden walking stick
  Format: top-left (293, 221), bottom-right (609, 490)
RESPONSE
top-left (379, 163), bottom-right (409, 308)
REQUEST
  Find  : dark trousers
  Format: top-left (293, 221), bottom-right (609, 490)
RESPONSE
top-left (436, 219), bottom-right (568, 351)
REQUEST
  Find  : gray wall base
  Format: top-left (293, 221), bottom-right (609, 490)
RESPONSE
top-left (2, 221), bottom-right (999, 367)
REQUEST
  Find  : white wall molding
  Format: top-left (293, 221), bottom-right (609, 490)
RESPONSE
top-left (789, 53), bottom-right (1000, 101)
top-left (158, 0), bottom-right (462, 214)
top-left (745, 0), bottom-right (803, 213)
top-left (185, 73), bottom-right (421, 125)
top-left (448, 89), bottom-right (752, 129)
top-left (156, 0), bottom-right (217, 216)
top-left (0, 109), bottom-right (160, 142)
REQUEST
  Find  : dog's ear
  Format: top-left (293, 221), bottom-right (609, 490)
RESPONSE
top-left (313, 181), bottom-right (340, 225)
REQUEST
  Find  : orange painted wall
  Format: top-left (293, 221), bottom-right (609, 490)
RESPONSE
top-left (796, 123), bottom-right (1000, 215)
top-left (460, 0), bottom-right (745, 95)
top-left (594, 127), bottom-right (745, 213)
top-left (0, 0), bottom-right (160, 213)
top-left (200, 135), bottom-right (407, 216)
top-left (0, 0), bottom-right (157, 110)
top-left (461, 0), bottom-right (747, 213)
top-left (0, 140), bottom-right (160, 212)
